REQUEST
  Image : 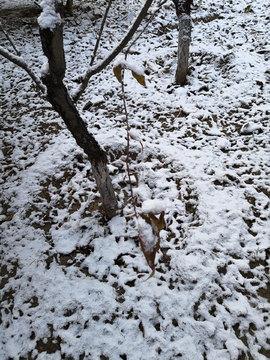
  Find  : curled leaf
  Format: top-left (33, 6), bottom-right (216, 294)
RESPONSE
top-left (113, 64), bottom-right (122, 83)
top-left (138, 211), bottom-right (165, 278)
top-left (131, 71), bottom-right (146, 87)
top-left (113, 56), bottom-right (146, 86)
top-left (0, 212), bottom-right (15, 223)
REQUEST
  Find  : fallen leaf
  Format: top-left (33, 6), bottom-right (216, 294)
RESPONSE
top-left (0, 213), bottom-right (15, 223)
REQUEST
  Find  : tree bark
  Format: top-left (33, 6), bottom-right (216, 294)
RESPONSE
top-left (173, 0), bottom-right (192, 85)
top-left (39, 23), bottom-right (118, 218)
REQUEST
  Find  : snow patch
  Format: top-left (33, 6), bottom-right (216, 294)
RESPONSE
top-left (38, 0), bottom-right (62, 30)
top-left (113, 55), bottom-right (144, 76)
top-left (141, 199), bottom-right (166, 214)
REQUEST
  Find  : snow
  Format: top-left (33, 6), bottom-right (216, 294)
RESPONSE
top-left (38, 0), bottom-right (62, 30)
top-left (0, 0), bottom-right (270, 359)
top-left (141, 198), bottom-right (166, 214)
top-left (40, 61), bottom-right (49, 77)
top-left (114, 55), bottom-right (145, 76)
top-left (128, 128), bottom-right (141, 142)
top-left (137, 216), bottom-right (157, 253)
top-left (240, 121), bottom-right (262, 135)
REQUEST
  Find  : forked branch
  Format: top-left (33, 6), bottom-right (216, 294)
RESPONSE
top-left (72, 0), bottom-right (155, 102)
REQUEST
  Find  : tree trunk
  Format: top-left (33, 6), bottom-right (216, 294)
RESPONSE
top-left (39, 23), bottom-right (118, 218)
top-left (56, 0), bottom-right (73, 17)
top-left (173, 0), bottom-right (192, 85)
top-left (65, 0), bottom-right (73, 16)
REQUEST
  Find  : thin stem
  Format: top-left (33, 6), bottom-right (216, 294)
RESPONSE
top-left (90, 0), bottom-right (114, 66)
top-left (0, 21), bottom-right (21, 56)
top-left (121, 68), bottom-right (138, 219)
top-left (34, 1), bottom-right (42, 9)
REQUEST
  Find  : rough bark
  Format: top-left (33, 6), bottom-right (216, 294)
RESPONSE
top-left (173, 0), bottom-right (192, 85)
top-left (39, 24), bottom-right (118, 218)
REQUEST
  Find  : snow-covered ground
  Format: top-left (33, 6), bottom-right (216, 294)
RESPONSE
top-left (0, 0), bottom-right (270, 359)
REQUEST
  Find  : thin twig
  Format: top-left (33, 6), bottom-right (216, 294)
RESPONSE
top-left (121, 68), bottom-right (138, 219)
top-left (34, 1), bottom-right (42, 9)
top-left (72, 0), bottom-right (155, 102)
top-left (0, 21), bottom-right (21, 56)
top-left (126, 0), bottom-right (168, 54)
top-left (90, 0), bottom-right (114, 66)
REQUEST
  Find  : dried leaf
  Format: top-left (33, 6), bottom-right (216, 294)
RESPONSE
top-left (43, 214), bottom-right (53, 222)
top-left (113, 64), bottom-right (122, 83)
top-left (144, 268), bottom-right (155, 281)
top-left (133, 172), bottom-right (139, 187)
top-left (148, 211), bottom-right (165, 233)
top-left (138, 231), bottom-right (157, 271)
top-left (138, 211), bottom-right (166, 277)
top-left (131, 71), bottom-right (146, 87)
top-left (0, 212), bottom-right (15, 223)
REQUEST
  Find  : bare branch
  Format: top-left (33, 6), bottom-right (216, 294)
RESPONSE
top-left (0, 46), bottom-right (46, 93)
top-left (72, 0), bottom-right (155, 102)
top-left (90, 0), bottom-right (114, 67)
top-left (0, 21), bottom-right (21, 56)
top-left (34, 1), bottom-right (42, 10)
top-left (126, 0), bottom-right (168, 55)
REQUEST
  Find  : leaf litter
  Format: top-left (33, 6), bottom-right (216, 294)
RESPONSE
top-left (0, 0), bottom-right (270, 359)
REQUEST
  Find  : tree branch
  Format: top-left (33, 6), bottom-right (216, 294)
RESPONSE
top-left (0, 46), bottom-right (46, 93)
top-left (126, 0), bottom-right (168, 55)
top-left (90, 0), bottom-right (114, 67)
top-left (0, 21), bottom-right (21, 56)
top-left (71, 0), bottom-right (155, 102)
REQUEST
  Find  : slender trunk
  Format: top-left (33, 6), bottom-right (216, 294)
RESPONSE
top-left (56, 0), bottom-right (73, 17)
top-left (175, 13), bottom-right (191, 85)
top-left (65, 0), bottom-right (73, 16)
top-left (39, 24), bottom-right (118, 218)
top-left (173, 0), bottom-right (192, 85)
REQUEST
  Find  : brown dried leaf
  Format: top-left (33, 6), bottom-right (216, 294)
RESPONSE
top-left (148, 211), bottom-right (165, 233)
top-left (138, 231), bottom-right (157, 272)
top-left (113, 64), bottom-right (122, 83)
top-left (0, 212), bottom-right (15, 223)
top-left (131, 71), bottom-right (146, 87)
top-left (139, 211), bottom-right (166, 276)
